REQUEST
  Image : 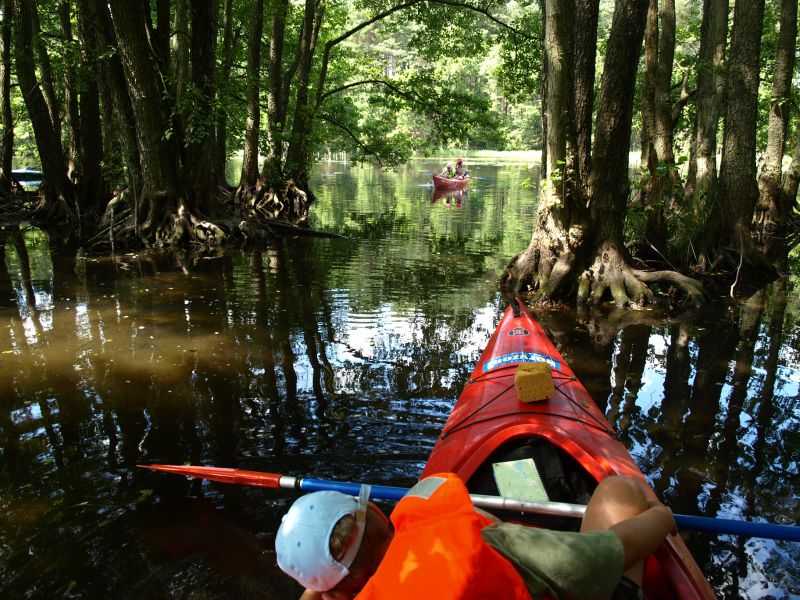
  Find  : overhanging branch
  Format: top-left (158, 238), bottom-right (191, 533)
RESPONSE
top-left (317, 113), bottom-right (384, 167)
top-left (320, 78), bottom-right (448, 118)
top-left (314, 0), bottom-right (532, 110)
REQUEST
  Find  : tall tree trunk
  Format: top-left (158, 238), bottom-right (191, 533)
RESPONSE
top-left (506, 0), bottom-right (703, 307)
top-left (0, 0), bottom-right (13, 196)
top-left (262, 0), bottom-right (289, 186)
top-left (712, 0), bottom-right (776, 283)
top-left (641, 0), bottom-right (657, 172)
top-left (239, 0), bottom-right (264, 192)
top-left (284, 0), bottom-right (323, 185)
top-left (504, 0), bottom-right (582, 301)
top-left (168, 0), bottom-right (190, 168)
top-left (31, 1), bottom-right (61, 141)
top-left (783, 122), bottom-right (800, 212)
top-left (539, 0), bottom-right (548, 172)
top-left (641, 0), bottom-right (677, 256)
top-left (59, 1), bottom-right (83, 182)
top-left (155, 0), bottom-right (171, 74)
top-left (74, 0), bottom-right (106, 217)
top-left (686, 0), bottom-right (727, 201)
top-left (185, 0), bottom-right (218, 209)
top-left (13, 0), bottom-right (75, 219)
top-left (215, 0), bottom-right (235, 185)
top-left (543, 0), bottom-right (575, 193)
top-left (756, 0), bottom-right (797, 229)
top-left (582, 0), bottom-right (701, 306)
top-left (573, 0), bottom-right (599, 193)
top-left (171, 0), bottom-right (190, 105)
top-left (76, 0), bottom-right (141, 196)
top-left (108, 0), bottom-right (182, 239)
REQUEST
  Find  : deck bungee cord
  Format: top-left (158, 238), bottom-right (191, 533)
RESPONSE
top-left (443, 365), bottom-right (615, 440)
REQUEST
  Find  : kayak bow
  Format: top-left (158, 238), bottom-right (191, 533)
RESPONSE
top-left (421, 297), bottom-right (717, 599)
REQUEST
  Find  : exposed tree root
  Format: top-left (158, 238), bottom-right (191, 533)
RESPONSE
top-left (92, 189), bottom-right (233, 249)
top-left (503, 213), bottom-right (585, 304)
top-left (235, 179), bottom-right (311, 223)
top-left (576, 242), bottom-right (704, 308)
top-left (89, 184), bottom-right (335, 251)
top-left (33, 194), bottom-right (77, 223)
top-left (505, 237), bottom-right (706, 310)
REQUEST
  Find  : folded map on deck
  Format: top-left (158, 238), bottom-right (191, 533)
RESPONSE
top-left (492, 458), bottom-right (549, 502)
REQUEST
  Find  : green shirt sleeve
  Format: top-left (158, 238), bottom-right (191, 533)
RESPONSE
top-left (481, 523), bottom-right (625, 600)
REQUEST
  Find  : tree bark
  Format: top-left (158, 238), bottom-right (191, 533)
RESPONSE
top-left (107, 0), bottom-right (188, 244)
top-left (756, 0), bottom-right (797, 229)
top-left (640, 0), bottom-right (657, 172)
top-left (783, 122), bottom-right (800, 213)
top-left (76, 0), bottom-right (141, 196)
top-left (185, 0), bottom-right (218, 208)
top-left (215, 0), bottom-right (235, 185)
top-left (239, 0), bottom-right (264, 191)
top-left (582, 0), bottom-right (702, 306)
top-left (59, 1), bottom-right (83, 182)
top-left (262, 0), bottom-right (289, 186)
top-left (686, 0), bottom-right (727, 201)
top-left (0, 0), bottom-right (13, 196)
top-left (505, 0), bottom-right (703, 307)
top-left (573, 0), bottom-right (599, 193)
top-left (13, 0), bottom-right (75, 218)
top-left (108, 0), bottom-right (179, 196)
top-left (713, 0), bottom-right (775, 282)
top-left (74, 0), bottom-right (107, 217)
top-left (640, 0), bottom-right (677, 255)
top-left (172, 0), bottom-right (190, 106)
top-left (504, 0), bottom-right (583, 301)
top-left (284, 0), bottom-right (324, 184)
top-left (31, 2), bottom-right (61, 143)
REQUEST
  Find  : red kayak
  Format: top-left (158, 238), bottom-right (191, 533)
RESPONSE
top-left (422, 298), bottom-right (715, 600)
top-left (432, 174), bottom-right (470, 189)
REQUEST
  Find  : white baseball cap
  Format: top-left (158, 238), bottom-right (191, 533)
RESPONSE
top-left (275, 485), bottom-right (371, 591)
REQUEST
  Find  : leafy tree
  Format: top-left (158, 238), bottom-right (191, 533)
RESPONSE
top-left (504, 0), bottom-right (704, 308)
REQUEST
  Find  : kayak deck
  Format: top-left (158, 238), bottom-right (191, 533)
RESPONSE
top-left (422, 298), bottom-right (715, 600)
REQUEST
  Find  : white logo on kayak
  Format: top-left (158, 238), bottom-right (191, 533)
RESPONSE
top-left (508, 328), bottom-right (529, 336)
top-left (482, 351), bottom-right (560, 372)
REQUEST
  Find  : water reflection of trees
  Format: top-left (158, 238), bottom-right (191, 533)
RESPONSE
top-left (547, 278), bottom-right (798, 599)
top-left (1, 226), bottom-right (798, 598)
top-left (1, 229), bottom-right (494, 596)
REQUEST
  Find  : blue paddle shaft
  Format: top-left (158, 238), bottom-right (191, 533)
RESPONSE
top-left (301, 478), bottom-right (408, 501)
top-left (674, 514), bottom-right (800, 542)
top-left (299, 478), bottom-right (799, 542)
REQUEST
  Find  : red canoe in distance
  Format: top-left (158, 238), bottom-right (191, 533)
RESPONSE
top-left (432, 174), bottom-right (470, 189)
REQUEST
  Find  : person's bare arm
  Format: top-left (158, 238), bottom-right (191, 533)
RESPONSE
top-left (300, 589), bottom-right (323, 600)
top-left (610, 500), bottom-right (676, 570)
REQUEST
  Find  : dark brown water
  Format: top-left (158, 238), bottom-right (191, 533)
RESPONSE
top-left (1, 158), bottom-right (798, 599)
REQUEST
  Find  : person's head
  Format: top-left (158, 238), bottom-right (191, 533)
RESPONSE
top-left (446, 163), bottom-right (453, 170)
top-left (275, 487), bottom-right (392, 599)
top-left (456, 158), bottom-right (463, 165)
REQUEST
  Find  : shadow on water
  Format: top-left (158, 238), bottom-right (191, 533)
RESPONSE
top-left (1, 159), bottom-right (798, 599)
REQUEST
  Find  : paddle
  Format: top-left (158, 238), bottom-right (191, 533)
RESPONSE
top-left (141, 464), bottom-right (800, 542)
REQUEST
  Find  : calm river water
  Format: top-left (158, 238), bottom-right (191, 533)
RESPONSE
top-left (1, 158), bottom-right (798, 599)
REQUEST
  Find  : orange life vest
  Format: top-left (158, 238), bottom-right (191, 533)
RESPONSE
top-left (356, 473), bottom-right (531, 600)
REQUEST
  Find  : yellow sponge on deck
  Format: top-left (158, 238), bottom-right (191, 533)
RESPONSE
top-left (515, 362), bottom-right (554, 402)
